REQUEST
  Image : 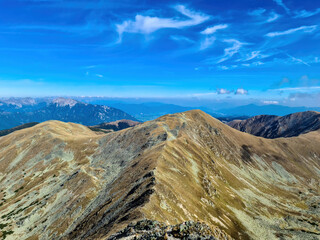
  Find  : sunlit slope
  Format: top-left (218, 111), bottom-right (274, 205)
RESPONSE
top-left (0, 111), bottom-right (319, 240)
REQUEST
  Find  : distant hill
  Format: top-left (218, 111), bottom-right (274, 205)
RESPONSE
top-left (217, 104), bottom-right (318, 117)
top-left (228, 111), bottom-right (320, 138)
top-left (0, 98), bottom-right (136, 130)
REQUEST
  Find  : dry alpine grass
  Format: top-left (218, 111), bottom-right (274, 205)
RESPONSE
top-left (0, 110), bottom-right (319, 240)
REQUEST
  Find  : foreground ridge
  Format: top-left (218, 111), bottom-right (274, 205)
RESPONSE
top-left (0, 110), bottom-right (319, 240)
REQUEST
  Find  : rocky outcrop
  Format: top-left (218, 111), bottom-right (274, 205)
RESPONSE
top-left (108, 220), bottom-right (231, 240)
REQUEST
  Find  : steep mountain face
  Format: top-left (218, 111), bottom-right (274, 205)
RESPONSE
top-left (228, 111), bottom-right (320, 138)
top-left (0, 110), bottom-right (319, 240)
top-left (0, 98), bottom-right (136, 129)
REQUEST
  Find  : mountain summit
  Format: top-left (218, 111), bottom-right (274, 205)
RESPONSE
top-left (52, 97), bottom-right (79, 107)
top-left (0, 110), bottom-right (319, 239)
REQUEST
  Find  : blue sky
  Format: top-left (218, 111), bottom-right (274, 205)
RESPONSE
top-left (0, 0), bottom-right (320, 106)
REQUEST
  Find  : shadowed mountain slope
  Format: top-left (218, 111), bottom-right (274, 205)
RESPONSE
top-left (0, 122), bottom-right (39, 137)
top-left (90, 119), bottom-right (141, 133)
top-left (0, 110), bottom-right (319, 240)
top-left (228, 111), bottom-right (320, 138)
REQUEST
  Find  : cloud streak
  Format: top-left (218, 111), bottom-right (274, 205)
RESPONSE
top-left (286, 54), bottom-right (311, 66)
top-left (116, 5), bottom-right (210, 43)
top-left (217, 39), bottom-right (245, 63)
top-left (266, 12), bottom-right (280, 23)
top-left (294, 8), bottom-right (320, 18)
top-left (199, 24), bottom-right (228, 50)
top-left (273, 0), bottom-right (290, 14)
top-left (201, 24), bottom-right (228, 35)
top-left (265, 25), bottom-right (318, 37)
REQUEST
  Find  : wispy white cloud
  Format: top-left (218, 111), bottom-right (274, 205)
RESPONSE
top-left (116, 5), bottom-right (210, 43)
top-left (200, 36), bottom-right (216, 50)
top-left (241, 61), bottom-right (264, 67)
top-left (286, 54), bottom-right (310, 66)
top-left (241, 51), bottom-right (262, 61)
top-left (201, 24), bottom-right (228, 35)
top-left (235, 88), bottom-right (248, 95)
top-left (218, 65), bottom-right (232, 70)
top-left (249, 8), bottom-right (280, 24)
top-left (217, 39), bottom-right (245, 63)
top-left (266, 11), bottom-right (281, 23)
top-left (95, 74), bottom-right (104, 78)
top-left (219, 61), bottom-right (264, 70)
top-left (294, 8), bottom-right (320, 18)
top-left (248, 8), bottom-right (266, 16)
top-left (262, 100), bottom-right (279, 104)
top-left (193, 88), bottom-right (248, 96)
top-left (199, 24), bottom-right (228, 50)
top-left (273, 0), bottom-right (290, 14)
top-left (265, 25), bottom-right (318, 37)
top-left (217, 88), bottom-right (231, 94)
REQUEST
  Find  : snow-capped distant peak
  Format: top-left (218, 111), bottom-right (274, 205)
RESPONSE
top-left (52, 98), bottom-right (78, 107)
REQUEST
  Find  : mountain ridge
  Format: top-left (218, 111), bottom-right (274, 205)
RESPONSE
top-left (0, 110), bottom-right (319, 239)
top-left (228, 110), bottom-right (320, 138)
top-left (0, 98), bottom-right (137, 130)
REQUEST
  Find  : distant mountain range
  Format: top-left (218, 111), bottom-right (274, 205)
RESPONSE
top-left (83, 99), bottom-right (320, 120)
top-left (2, 97), bottom-right (320, 130)
top-left (0, 98), bottom-right (136, 130)
top-left (228, 111), bottom-right (320, 138)
top-left (85, 101), bottom-right (202, 121)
